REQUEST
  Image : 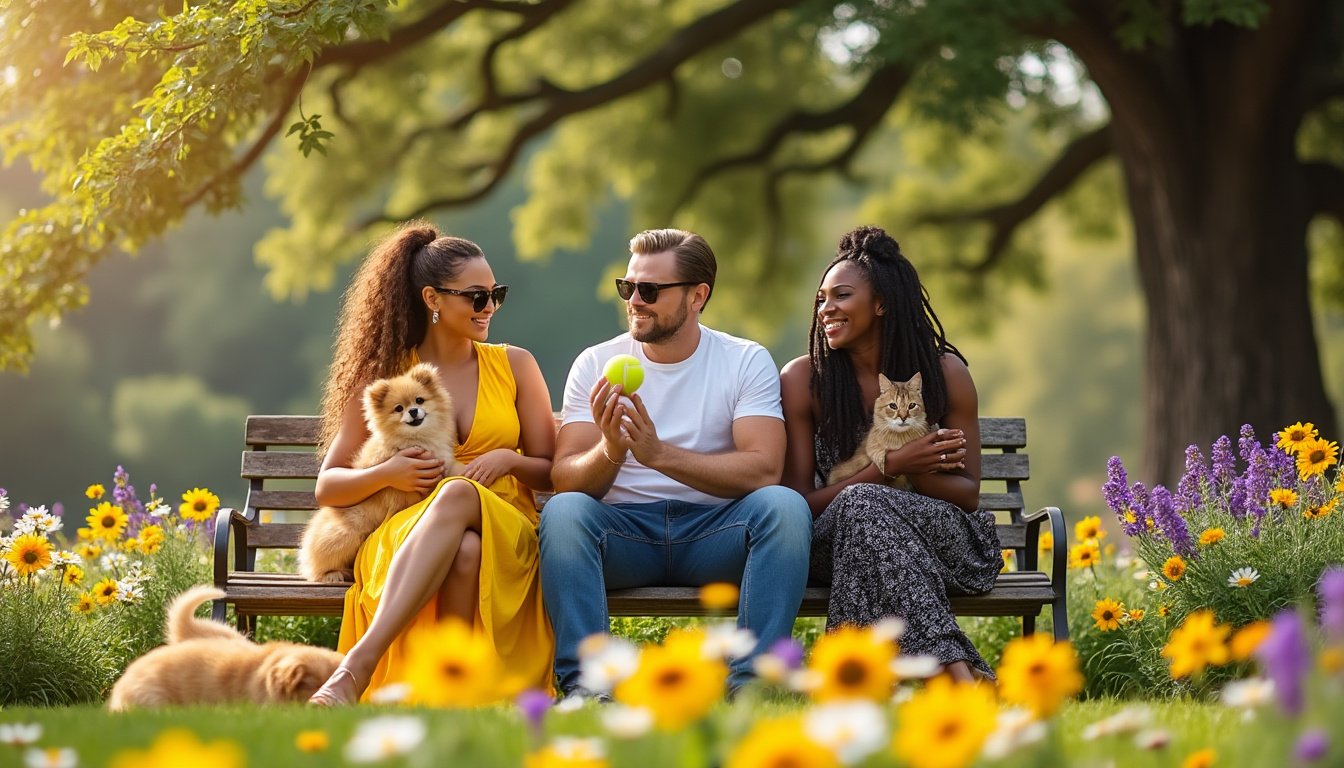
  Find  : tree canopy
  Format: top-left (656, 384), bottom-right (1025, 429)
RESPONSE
top-left (3, 0), bottom-right (1342, 480)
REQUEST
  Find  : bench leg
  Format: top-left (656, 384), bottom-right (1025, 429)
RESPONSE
top-left (236, 612), bottom-right (257, 638)
top-left (211, 598), bottom-right (227, 623)
top-left (1051, 599), bottom-right (1069, 642)
top-left (1022, 612), bottom-right (1036, 637)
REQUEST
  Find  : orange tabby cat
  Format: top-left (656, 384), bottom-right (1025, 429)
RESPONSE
top-left (826, 372), bottom-right (929, 489)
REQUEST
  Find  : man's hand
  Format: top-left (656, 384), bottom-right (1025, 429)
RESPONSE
top-left (620, 393), bottom-right (667, 467)
top-left (589, 376), bottom-right (633, 460)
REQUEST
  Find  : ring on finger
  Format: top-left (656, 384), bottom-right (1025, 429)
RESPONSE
top-left (940, 453), bottom-right (946, 462)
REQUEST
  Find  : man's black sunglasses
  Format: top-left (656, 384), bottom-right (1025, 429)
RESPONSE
top-left (434, 285), bottom-right (508, 312)
top-left (615, 279), bottom-right (700, 303)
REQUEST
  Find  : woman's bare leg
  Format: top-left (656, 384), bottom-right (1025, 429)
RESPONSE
top-left (436, 530), bottom-right (481, 623)
top-left (310, 479), bottom-right (481, 705)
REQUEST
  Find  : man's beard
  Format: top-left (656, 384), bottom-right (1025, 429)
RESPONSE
top-left (629, 300), bottom-right (689, 344)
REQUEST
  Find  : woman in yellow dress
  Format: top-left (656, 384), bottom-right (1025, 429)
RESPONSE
top-left (308, 221), bottom-right (556, 704)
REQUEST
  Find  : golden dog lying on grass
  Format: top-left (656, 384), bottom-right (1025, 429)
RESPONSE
top-left (107, 585), bottom-right (344, 710)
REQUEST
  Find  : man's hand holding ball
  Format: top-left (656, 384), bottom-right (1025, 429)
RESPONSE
top-left (602, 354), bottom-right (643, 395)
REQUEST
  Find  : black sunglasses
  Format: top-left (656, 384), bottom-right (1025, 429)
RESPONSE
top-left (615, 279), bottom-right (700, 303)
top-left (434, 285), bottom-right (508, 312)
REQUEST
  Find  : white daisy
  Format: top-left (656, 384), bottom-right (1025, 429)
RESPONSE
top-left (871, 616), bottom-right (906, 643)
top-left (552, 695), bottom-right (587, 714)
top-left (51, 551), bottom-right (80, 566)
top-left (701, 623), bottom-right (756, 662)
top-left (1221, 677), bottom-right (1275, 709)
top-left (804, 700), bottom-right (887, 765)
top-left (1082, 706), bottom-right (1151, 740)
top-left (368, 682), bottom-right (412, 705)
top-left (600, 706), bottom-right (653, 739)
top-left (13, 516), bottom-right (36, 535)
top-left (24, 747), bottom-right (77, 768)
top-left (114, 579), bottom-right (144, 603)
top-left (344, 716), bottom-right (426, 763)
top-left (146, 499), bottom-right (170, 518)
top-left (0, 491), bottom-right (9, 514)
top-left (100, 552), bottom-right (128, 572)
top-left (0, 723), bottom-right (42, 746)
top-left (548, 737), bottom-right (606, 761)
top-left (1134, 729), bottom-right (1171, 750)
top-left (0, 535), bottom-right (12, 555)
top-left (890, 654), bottom-right (941, 681)
top-left (982, 707), bottom-right (1046, 759)
top-left (576, 635), bottom-right (639, 694)
top-left (1228, 567), bottom-right (1260, 588)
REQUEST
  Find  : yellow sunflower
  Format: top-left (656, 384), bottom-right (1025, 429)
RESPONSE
top-left (1297, 437), bottom-right (1340, 480)
top-left (1321, 647), bottom-right (1344, 675)
top-left (526, 741), bottom-right (610, 768)
top-left (1127, 608), bottom-right (1146, 623)
top-left (1074, 515), bottom-right (1105, 542)
top-left (1038, 531), bottom-right (1053, 551)
top-left (1182, 748), bottom-right (1216, 768)
top-left (86, 502), bottom-right (128, 541)
top-left (1162, 610), bottom-right (1230, 679)
top-left (294, 731), bottom-right (329, 753)
top-left (615, 628), bottom-right (727, 729)
top-left (805, 624), bottom-right (896, 703)
top-left (996, 634), bottom-right (1083, 718)
top-left (1163, 555), bottom-right (1187, 582)
top-left (85, 483), bottom-right (105, 500)
top-left (725, 716), bottom-right (838, 768)
top-left (699, 582), bottom-right (740, 613)
top-left (1276, 422), bottom-right (1317, 453)
top-left (892, 676), bottom-right (997, 768)
top-left (1092, 598), bottom-right (1124, 632)
top-left (74, 542), bottom-right (102, 560)
top-left (403, 617), bottom-right (513, 707)
top-left (92, 577), bottom-right (119, 605)
top-left (1068, 540), bottom-right (1101, 569)
top-left (1229, 621), bottom-right (1271, 662)
top-left (179, 488), bottom-right (221, 523)
top-left (1199, 528), bottom-right (1225, 546)
top-left (1304, 498), bottom-right (1338, 519)
top-left (1158, 605), bottom-right (1171, 618)
top-left (108, 728), bottom-right (244, 768)
top-left (5, 533), bottom-right (53, 577)
top-left (62, 564), bottom-right (84, 587)
top-left (1267, 488), bottom-right (1299, 508)
top-left (72, 593), bottom-right (97, 614)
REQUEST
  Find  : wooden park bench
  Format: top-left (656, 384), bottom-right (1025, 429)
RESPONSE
top-left (212, 415), bottom-right (1067, 640)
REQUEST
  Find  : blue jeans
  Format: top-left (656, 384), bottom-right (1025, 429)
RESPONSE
top-left (539, 485), bottom-right (812, 693)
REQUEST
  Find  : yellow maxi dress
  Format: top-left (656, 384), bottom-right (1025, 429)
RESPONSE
top-left (336, 342), bottom-right (555, 699)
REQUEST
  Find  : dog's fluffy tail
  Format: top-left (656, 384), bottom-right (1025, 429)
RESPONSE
top-left (166, 585), bottom-right (244, 644)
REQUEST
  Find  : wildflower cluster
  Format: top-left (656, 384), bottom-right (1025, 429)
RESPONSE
top-left (0, 473), bottom-right (216, 706)
top-left (1103, 423), bottom-right (1344, 630)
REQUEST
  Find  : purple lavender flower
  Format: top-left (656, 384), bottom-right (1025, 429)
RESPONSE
top-left (1256, 609), bottom-right (1311, 716)
top-left (1211, 435), bottom-right (1237, 489)
top-left (1148, 486), bottom-right (1193, 557)
top-left (1175, 444), bottom-right (1207, 513)
top-left (1267, 444), bottom-right (1297, 489)
top-left (767, 637), bottom-right (805, 669)
top-left (1295, 729), bottom-right (1329, 762)
top-left (1241, 443), bottom-right (1272, 531)
top-left (515, 688), bottom-right (551, 735)
top-left (1130, 481), bottom-right (1152, 533)
top-left (1318, 567), bottom-right (1344, 643)
top-left (1102, 457), bottom-right (1142, 535)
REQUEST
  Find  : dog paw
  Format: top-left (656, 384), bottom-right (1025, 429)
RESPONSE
top-left (316, 570), bottom-right (353, 584)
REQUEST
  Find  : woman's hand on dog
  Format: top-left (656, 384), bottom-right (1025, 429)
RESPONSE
top-left (383, 447), bottom-right (446, 493)
top-left (461, 448), bottom-right (517, 488)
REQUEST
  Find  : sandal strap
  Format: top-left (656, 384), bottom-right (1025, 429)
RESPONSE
top-left (308, 664), bottom-right (359, 706)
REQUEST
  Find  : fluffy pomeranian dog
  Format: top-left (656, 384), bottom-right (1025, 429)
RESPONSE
top-left (106, 585), bottom-right (345, 710)
top-left (300, 362), bottom-right (467, 583)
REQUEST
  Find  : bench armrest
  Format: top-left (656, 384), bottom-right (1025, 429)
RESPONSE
top-left (212, 506), bottom-right (257, 589)
top-left (1021, 505), bottom-right (1067, 604)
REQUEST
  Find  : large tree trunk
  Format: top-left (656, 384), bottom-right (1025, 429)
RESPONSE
top-left (1065, 2), bottom-right (1337, 485)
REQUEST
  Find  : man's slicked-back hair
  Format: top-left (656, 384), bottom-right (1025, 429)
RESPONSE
top-left (629, 228), bottom-right (717, 311)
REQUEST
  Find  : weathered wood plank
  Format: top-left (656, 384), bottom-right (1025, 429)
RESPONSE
top-left (250, 490), bottom-right (320, 510)
top-left (241, 451), bottom-right (320, 479)
top-left (246, 415), bottom-right (321, 446)
top-left (978, 418), bottom-right (1026, 449)
top-left (981, 453), bottom-right (1029, 481)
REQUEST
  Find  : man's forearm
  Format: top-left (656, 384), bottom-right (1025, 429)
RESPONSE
top-left (551, 444), bottom-right (621, 498)
top-left (642, 444), bottom-right (782, 499)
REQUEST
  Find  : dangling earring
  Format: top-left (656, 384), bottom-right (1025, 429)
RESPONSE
top-left (431, 310), bottom-right (439, 324)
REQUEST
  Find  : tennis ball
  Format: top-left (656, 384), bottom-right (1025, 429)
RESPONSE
top-left (603, 354), bottom-right (644, 395)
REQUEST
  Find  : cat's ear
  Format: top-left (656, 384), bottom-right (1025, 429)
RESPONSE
top-left (906, 371), bottom-right (923, 390)
top-left (877, 373), bottom-right (895, 392)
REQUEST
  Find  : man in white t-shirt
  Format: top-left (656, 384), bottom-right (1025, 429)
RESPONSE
top-left (541, 228), bottom-right (812, 698)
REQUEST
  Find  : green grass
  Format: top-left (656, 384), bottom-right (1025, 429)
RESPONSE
top-left (0, 696), bottom-right (1333, 768)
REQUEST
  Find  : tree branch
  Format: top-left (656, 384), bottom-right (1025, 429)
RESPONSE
top-left (181, 73), bottom-right (306, 208)
top-left (363, 0), bottom-right (799, 226)
top-left (1306, 160), bottom-right (1344, 225)
top-left (919, 123), bottom-right (1113, 273)
top-left (672, 63), bottom-right (909, 213)
top-left (309, 0), bottom-right (529, 72)
top-left (478, 0), bottom-right (578, 103)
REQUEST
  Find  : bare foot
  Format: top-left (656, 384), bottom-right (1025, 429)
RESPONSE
top-left (308, 665), bottom-right (362, 706)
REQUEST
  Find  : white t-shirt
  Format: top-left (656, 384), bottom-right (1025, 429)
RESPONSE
top-left (560, 324), bottom-right (783, 504)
